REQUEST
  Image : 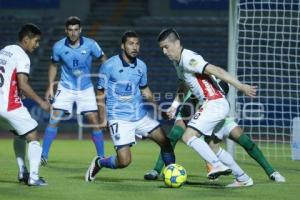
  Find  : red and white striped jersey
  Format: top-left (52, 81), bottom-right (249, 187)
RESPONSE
top-left (174, 49), bottom-right (224, 101)
top-left (0, 45), bottom-right (30, 112)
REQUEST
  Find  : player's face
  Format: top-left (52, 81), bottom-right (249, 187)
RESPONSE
top-left (159, 38), bottom-right (181, 62)
top-left (122, 37), bottom-right (140, 59)
top-left (65, 24), bottom-right (81, 43)
top-left (26, 35), bottom-right (41, 53)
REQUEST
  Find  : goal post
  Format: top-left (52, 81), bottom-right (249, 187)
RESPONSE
top-left (227, 0), bottom-right (300, 159)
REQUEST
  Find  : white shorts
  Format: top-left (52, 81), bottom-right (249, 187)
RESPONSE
top-left (213, 118), bottom-right (238, 140)
top-left (52, 84), bottom-right (98, 115)
top-left (0, 106), bottom-right (38, 136)
top-left (187, 98), bottom-right (229, 136)
top-left (108, 115), bottom-right (160, 148)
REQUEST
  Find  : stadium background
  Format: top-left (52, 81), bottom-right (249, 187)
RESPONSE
top-left (0, 0), bottom-right (229, 133)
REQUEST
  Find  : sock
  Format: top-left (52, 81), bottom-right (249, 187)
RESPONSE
top-left (99, 156), bottom-right (117, 169)
top-left (236, 134), bottom-right (274, 176)
top-left (187, 136), bottom-right (221, 167)
top-left (28, 141), bottom-right (42, 180)
top-left (13, 136), bottom-right (27, 173)
top-left (216, 148), bottom-right (249, 181)
top-left (161, 151), bottom-right (175, 166)
top-left (42, 126), bottom-right (58, 159)
top-left (91, 130), bottom-right (105, 158)
top-left (153, 125), bottom-right (184, 173)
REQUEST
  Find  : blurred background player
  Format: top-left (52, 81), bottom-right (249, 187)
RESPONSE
top-left (41, 16), bottom-right (107, 165)
top-left (0, 23), bottom-right (50, 186)
top-left (157, 28), bottom-right (257, 180)
top-left (85, 31), bottom-right (175, 182)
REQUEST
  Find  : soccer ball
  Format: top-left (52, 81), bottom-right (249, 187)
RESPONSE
top-left (163, 164), bottom-right (187, 188)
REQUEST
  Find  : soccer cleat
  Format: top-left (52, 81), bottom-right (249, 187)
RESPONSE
top-left (207, 165), bottom-right (232, 180)
top-left (18, 171), bottom-right (29, 184)
top-left (40, 156), bottom-right (48, 166)
top-left (28, 177), bottom-right (48, 186)
top-left (270, 171), bottom-right (286, 182)
top-left (226, 178), bottom-right (254, 188)
top-left (144, 170), bottom-right (159, 180)
top-left (85, 156), bottom-right (101, 182)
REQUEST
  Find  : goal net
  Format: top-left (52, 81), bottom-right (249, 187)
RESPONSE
top-left (231, 0), bottom-right (300, 159)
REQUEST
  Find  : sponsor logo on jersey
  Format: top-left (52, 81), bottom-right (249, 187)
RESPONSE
top-left (189, 59), bottom-right (198, 67)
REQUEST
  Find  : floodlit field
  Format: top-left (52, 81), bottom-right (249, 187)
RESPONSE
top-left (0, 139), bottom-right (299, 200)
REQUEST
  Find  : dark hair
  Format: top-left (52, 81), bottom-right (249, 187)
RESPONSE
top-left (18, 23), bottom-right (41, 42)
top-left (121, 30), bottom-right (139, 44)
top-left (65, 16), bottom-right (81, 27)
top-left (157, 28), bottom-right (180, 42)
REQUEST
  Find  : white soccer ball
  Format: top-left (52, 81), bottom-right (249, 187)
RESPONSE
top-left (163, 163), bottom-right (187, 188)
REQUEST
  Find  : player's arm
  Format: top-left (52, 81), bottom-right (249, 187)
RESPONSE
top-left (17, 74), bottom-right (50, 111)
top-left (45, 63), bottom-right (58, 102)
top-left (96, 88), bottom-right (107, 128)
top-left (204, 64), bottom-right (257, 97)
top-left (140, 86), bottom-right (156, 104)
top-left (165, 80), bottom-right (188, 120)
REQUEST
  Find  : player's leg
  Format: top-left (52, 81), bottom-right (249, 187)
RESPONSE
top-left (84, 112), bottom-right (105, 158)
top-left (144, 120), bottom-right (185, 180)
top-left (13, 134), bottom-right (29, 183)
top-left (148, 127), bottom-right (175, 166)
top-left (78, 87), bottom-right (105, 158)
top-left (184, 99), bottom-right (232, 179)
top-left (41, 109), bottom-right (65, 164)
top-left (85, 119), bottom-right (135, 182)
top-left (229, 126), bottom-right (286, 182)
top-left (3, 107), bottom-right (47, 186)
top-left (206, 137), bottom-right (253, 187)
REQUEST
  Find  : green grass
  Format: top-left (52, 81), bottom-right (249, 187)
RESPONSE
top-left (0, 139), bottom-right (299, 200)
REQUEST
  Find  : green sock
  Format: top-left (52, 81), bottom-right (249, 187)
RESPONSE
top-left (153, 125), bottom-right (185, 174)
top-left (236, 134), bottom-right (274, 176)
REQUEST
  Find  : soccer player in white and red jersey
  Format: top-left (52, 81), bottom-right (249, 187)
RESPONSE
top-left (157, 28), bottom-right (257, 180)
top-left (0, 23), bottom-right (50, 186)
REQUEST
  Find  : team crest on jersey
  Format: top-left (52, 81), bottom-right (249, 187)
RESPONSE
top-left (81, 50), bottom-right (87, 55)
top-left (189, 59), bottom-right (198, 67)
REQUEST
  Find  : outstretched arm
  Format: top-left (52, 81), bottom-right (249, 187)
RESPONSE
top-left (204, 64), bottom-right (257, 97)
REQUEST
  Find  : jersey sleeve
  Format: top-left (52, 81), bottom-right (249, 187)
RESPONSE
top-left (51, 43), bottom-right (61, 63)
top-left (97, 62), bottom-right (110, 90)
top-left (16, 52), bottom-right (31, 75)
top-left (182, 51), bottom-right (208, 74)
top-left (139, 62), bottom-right (148, 88)
top-left (91, 40), bottom-right (104, 58)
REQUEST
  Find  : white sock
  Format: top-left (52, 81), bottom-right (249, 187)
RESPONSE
top-left (28, 141), bottom-right (42, 180)
top-left (216, 148), bottom-right (250, 181)
top-left (13, 136), bottom-right (27, 173)
top-left (187, 136), bottom-right (221, 167)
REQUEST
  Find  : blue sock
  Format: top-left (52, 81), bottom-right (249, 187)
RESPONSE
top-left (42, 126), bottom-right (58, 159)
top-left (161, 151), bottom-right (175, 166)
top-left (91, 130), bottom-right (105, 157)
top-left (98, 156), bottom-right (117, 169)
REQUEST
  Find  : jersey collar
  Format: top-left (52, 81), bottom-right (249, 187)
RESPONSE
top-left (64, 36), bottom-right (84, 48)
top-left (119, 54), bottom-right (137, 68)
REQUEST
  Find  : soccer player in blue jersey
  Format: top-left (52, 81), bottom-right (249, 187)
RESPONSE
top-left (41, 16), bottom-right (107, 165)
top-left (85, 31), bottom-right (175, 182)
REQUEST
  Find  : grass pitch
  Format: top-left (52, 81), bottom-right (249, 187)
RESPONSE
top-left (0, 139), bottom-right (299, 200)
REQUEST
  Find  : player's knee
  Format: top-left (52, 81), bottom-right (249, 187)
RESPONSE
top-left (117, 158), bottom-right (131, 168)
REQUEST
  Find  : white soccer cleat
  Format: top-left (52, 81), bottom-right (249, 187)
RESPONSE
top-left (226, 178), bottom-right (254, 188)
top-left (270, 171), bottom-right (286, 182)
top-left (28, 177), bottom-right (48, 186)
top-left (85, 156), bottom-right (101, 182)
top-left (207, 165), bottom-right (232, 180)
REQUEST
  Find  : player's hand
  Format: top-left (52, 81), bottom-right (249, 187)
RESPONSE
top-left (165, 106), bottom-right (177, 120)
top-left (40, 100), bottom-right (51, 112)
top-left (45, 86), bottom-right (54, 103)
top-left (241, 84), bottom-right (257, 97)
